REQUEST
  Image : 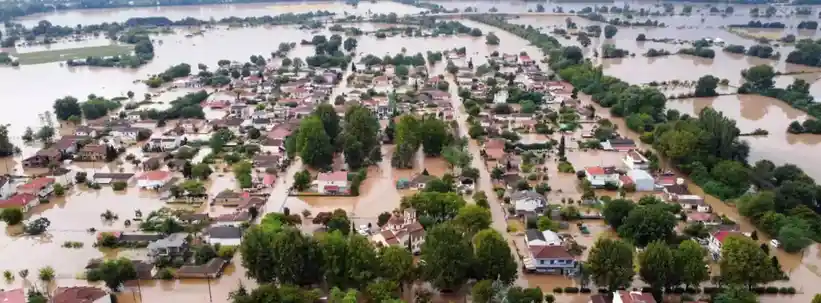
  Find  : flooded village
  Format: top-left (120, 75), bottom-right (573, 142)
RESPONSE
top-left (1, 0), bottom-right (821, 303)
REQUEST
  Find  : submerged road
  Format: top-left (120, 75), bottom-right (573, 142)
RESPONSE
top-left (446, 78), bottom-right (530, 288)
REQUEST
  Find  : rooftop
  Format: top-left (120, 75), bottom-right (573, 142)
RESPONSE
top-left (316, 171), bottom-right (348, 182)
top-left (52, 286), bottom-right (108, 303)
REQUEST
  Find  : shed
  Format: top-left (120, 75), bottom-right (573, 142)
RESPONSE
top-left (626, 169), bottom-right (654, 192)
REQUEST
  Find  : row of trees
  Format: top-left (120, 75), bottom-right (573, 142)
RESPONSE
top-left (53, 94), bottom-right (123, 122)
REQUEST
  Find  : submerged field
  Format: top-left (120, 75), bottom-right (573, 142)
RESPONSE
top-left (13, 44), bottom-right (134, 65)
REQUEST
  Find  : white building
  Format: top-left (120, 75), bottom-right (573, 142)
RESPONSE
top-left (622, 150), bottom-right (649, 171)
top-left (136, 171), bottom-right (172, 189)
top-left (493, 90), bottom-right (509, 104)
top-left (525, 229), bottom-right (563, 246)
top-left (625, 169), bottom-right (654, 192)
top-left (148, 136), bottom-right (182, 151)
top-left (205, 226), bottom-right (243, 246)
top-left (584, 166), bottom-right (620, 187)
top-left (708, 230), bottom-right (743, 259)
top-left (313, 171), bottom-right (349, 194)
top-left (111, 126), bottom-right (145, 143)
top-left (0, 176), bottom-right (14, 199)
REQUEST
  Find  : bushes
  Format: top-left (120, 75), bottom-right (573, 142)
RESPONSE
top-left (112, 181), bottom-right (127, 191)
top-left (158, 268), bottom-right (175, 280)
top-left (558, 161), bottom-right (575, 173)
top-left (564, 287), bottom-right (579, 293)
top-left (552, 287), bottom-right (563, 293)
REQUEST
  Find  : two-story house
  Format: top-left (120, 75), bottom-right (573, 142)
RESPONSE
top-left (524, 243), bottom-right (577, 275)
top-left (148, 136), bottom-right (182, 151)
top-left (74, 126), bottom-right (98, 138)
top-left (370, 209), bottom-right (426, 254)
top-left (313, 171), bottom-right (349, 195)
top-left (111, 126), bottom-right (146, 143)
top-left (22, 148), bottom-right (61, 168)
top-left (147, 233), bottom-right (189, 261)
top-left (584, 166), bottom-right (620, 187)
top-left (75, 144), bottom-right (108, 162)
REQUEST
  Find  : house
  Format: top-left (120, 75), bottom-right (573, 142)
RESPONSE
top-left (523, 244), bottom-right (577, 274)
top-left (622, 150), bottom-right (649, 170)
top-left (673, 194), bottom-right (711, 213)
top-left (408, 174), bottom-right (435, 190)
top-left (111, 126), bottom-right (146, 143)
top-left (584, 166), bottom-right (620, 187)
top-left (0, 289), bottom-right (24, 303)
top-left (253, 154), bottom-right (283, 170)
top-left (589, 291), bottom-right (656, 303)
top-left (625, 169), bottom-right (654, 192)
top-left (54, 136), bottom-right (83, 155)
top-left (205, 225), bottom-right (243, 246)
top-left (92, 173), bottom-right (135, 185)
top-left (212, 211), bottom-right (251, 227)
top-left (213, 190), bottom-right (244, 206)
top-left (708, 230), bottom-right (744, 259)
top-left (423, 90), bottom-right (451, 101)
top-left (136, 171), bottom-right (172, 189)
top-left (17, 177), bottom-right (54, 198)
top-left (51, 287), bottom-right (110, 303)
top-left (175, 258), bottom-right (227, 279)
top-left (686, 212), bottom-right (720, 226)
top-left (519, 54), bottom-right (534, 65)
top-left (313, 171), bottom-right (349, 195)
top-left (371, 209), bottom-right (426, 254)
top-left (74, 126), bottom-right (98, 138)
top-left (493, 90), bottom-right (509, 104)
top-left (230, 103), bottom-right (251, 118)
top-left (602, 138), bottom-right (637, 151)
top-left (147, 233), bottom-right (189, 260)
top-left (525, 229), bottom-right (563, 246)
top-left (0, 193), bottom-right (38, 212)
top-left (0, 176), bottom-right (14, 199)
top-left (511, 190), bottom-right (546, 216)
top-left (23, 148), bottom-right (61, 168)
top-left (75, 144), bottom-right (108, 162)
top-left (148, 136), bottom-right (182, 151)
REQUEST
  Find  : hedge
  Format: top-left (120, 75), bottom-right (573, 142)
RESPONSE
top-left (564, 287), bottom-right (579, 293)
top-left (552, 287), bottom-right (563, 294)
top-left (580, 288), bottom-right (592, 294)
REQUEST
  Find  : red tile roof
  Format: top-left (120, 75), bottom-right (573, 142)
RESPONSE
top-left (18, 177), bottom-right (55, 191)
top-left (585, 166), bottom-right (605, 176)
top-left (484, 138), bottom-right (506, 149)
top-left (52, 286), bottom-right (108, 303)
top-left (485, 148), bottom-right (505, 160)
top-left (712, 230), bottom-right (742, 243)
top-left (529, 245), bottom-right (574, 259)
top-left (0, 193), bottom-right (37, 208)
top-left (137, 171), bottom-right (171, 181)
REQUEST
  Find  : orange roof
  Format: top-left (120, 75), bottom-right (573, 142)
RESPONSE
top-left (0, 193), bottom-right (37, 208)
top-left (137, 171), bottom-right (171, 181)
top-left (18, 177), bottom-right (55, 191)
top-left (585, 166), bottom-right (605, 176)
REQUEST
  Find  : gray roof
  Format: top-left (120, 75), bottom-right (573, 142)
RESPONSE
top-left (510, 190), bottom-right (545, 202)
top-left (525, 229), bottom-right (545, 242)
top-left (148, 233), bottom-right (187, 249)
top-left (207, 226), bottom-right (243, 239)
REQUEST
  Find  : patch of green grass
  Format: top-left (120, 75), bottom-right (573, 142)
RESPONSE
top-left (14, 44), bottom-right (134, 65)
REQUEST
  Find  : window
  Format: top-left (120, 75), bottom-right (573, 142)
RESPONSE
top-left (539, 260), bottom-right (545, 265)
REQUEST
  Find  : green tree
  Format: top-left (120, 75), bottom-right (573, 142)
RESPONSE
top-left (378, 246), bottom-right (414, 287)
top-left (588, 238), bottom-right (634, 292)
top-left (602, 198), bottom-right (635, 229)
top-left (506, 287), bottom-right (543, 303)
top-left (485, 32), bottom-right (500, 45)
top-left (0, 126), bottom-right (16, 157)
top-left (736, 192), bottom-right (775, 221)
top-left (191, 163), bottom-right (213, 179)
top-left (421, 224), bottom-right (473, 290)
top-left (778, 220), bottom-right (812, 253)
top-left (313, 104), bottom-right (341, 145)
top-left (38, 266), bottom-right (54, 283)
top-left (714, 286), bottom-right (758, 303)
top-left (617, 204), bottom-right (676, 247)
top-left (293, 170), bottom-right (312, 191)
top-left (240, 227), bottom-right (324, 285)
top-left (720, 235), bottom-right (776, 289)
top-left (471, 280), bottom-right (493, 303)
top-left (322, 231), bottom-right (378, 290)
top-left (675, 240), bottom-right (709, 289)
top-left (638, 241), bottom-right (674, 295)
top-left (0, 208), bottom-right (24, 225)
top-left (343, 105), bottom-right (380, 168)
top-left (400, 192), bottom-right (466, 224)
top-left (604, 25), bottom-right (618, 38)
top-left (454, 205), bottom-right (492, 235)
top-left (365, 279), bottom-right (399, 302)
top-left (472, 229), bottom-right (518, 284)
top-left (36, 126), bottom-right (55, 143)
top-left (443, 146), bottom-right (472, 170)
top-left (537, 216), bottom-right (558, 232)
top-left (297, 116), bottom-right (334, 168)
top-left (420, 118), bottom-right (449, 156)
top-left (88, 258), bottom-right (137, 291)
top-left (53, 96), bottom-right (82, 121)
top-left (742, 64), bottom-right (776, 91)
top-left (326, 209), bottom-right (352, 236)
top-left (694, 75), bottom-right (720, 97)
